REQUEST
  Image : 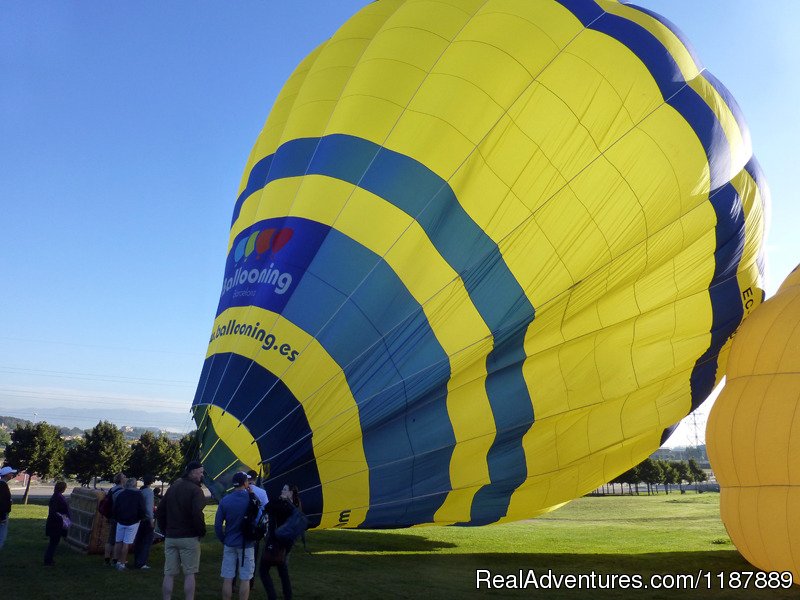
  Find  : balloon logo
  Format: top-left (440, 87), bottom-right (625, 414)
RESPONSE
top-left (193, 0), bottom-right (768, 529)
top-left (232, 227), bottom-right (294, 263)
top-left (256, 229), bottom-right (276, 255)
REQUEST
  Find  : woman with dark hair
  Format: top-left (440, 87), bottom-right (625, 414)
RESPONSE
top-left (44, 481), bottom-right (70, 566)
top-left (259, 484), bottom-right (302, 600)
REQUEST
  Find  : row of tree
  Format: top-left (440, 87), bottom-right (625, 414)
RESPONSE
top-left (604, 458), bottom-right (708, 495)
top-left (3, 420), bottom-right (197, 503)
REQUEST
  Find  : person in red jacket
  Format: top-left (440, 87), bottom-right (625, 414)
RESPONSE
top-left (158, 461), bottom-right (206, 600)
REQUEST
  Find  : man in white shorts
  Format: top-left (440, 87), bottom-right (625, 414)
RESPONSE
top-left (112, 477), bottom-right (146, 570)
top-left (215, 472), bottom-right (257, 600)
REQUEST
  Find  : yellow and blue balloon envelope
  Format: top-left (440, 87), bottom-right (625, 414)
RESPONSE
top-left (193, 0), bottom-right (768, 528)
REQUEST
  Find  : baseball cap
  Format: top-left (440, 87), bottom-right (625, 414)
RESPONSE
top-left (0, 466), bottom-right (18, 477)
top-left (232, 472), bottom-right (248, 487)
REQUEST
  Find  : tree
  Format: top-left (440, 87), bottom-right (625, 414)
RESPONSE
top-left (127, 431), bottom-right (159, 479)
top-left (127, 431), bottom-right (183, 482)
top-left (64, 438), bottom-right (95, 486)
top-left (659, 460), bottom-right (677, 494)
top-left (4, 422), bottom-right (65, 504)
top-left (179, 430), bottom-right (199, 462)
top-left (671, 461), bottom-right (691, 493)
top-left (159, 435), bottom-right (184, 482)
top-left (615, 465), bottom-right (640, 495)
top-left (0, 428), bottom-right (10, 463)
top-left (688, 459), bottom-right (707, 492)
top-left (637, 458), bottom-right (663, 495)
top-left (82, 421), bottom-right (131, 486)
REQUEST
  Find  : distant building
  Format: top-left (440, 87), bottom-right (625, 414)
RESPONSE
top-left (651, 445), bottom-right (710, 469)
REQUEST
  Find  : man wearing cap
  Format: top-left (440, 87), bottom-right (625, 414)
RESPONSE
top-left (0, 465), bottom-right (18, 550)
top-left (158, 461), bottom-right (207, 600)
top-left (215, 472), bottom-right (256, 600)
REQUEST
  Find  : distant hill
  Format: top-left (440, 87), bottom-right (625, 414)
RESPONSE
top-left (0, 415), bottom-right (32, 431)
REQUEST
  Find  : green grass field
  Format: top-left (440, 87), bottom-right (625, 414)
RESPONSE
top-left (0, 493), bottom-right (797, 599)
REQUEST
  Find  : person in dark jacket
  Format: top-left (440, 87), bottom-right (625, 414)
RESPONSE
top-left (158, 461), bottom-right (206, 600)
top-left (104, 472), bottom-right (126, 566)
top-left (43, 481), bottom-right (70, 565)
top-left (0, 465), bottom-right (17, 551)
top-left (259, 484), bottom-right (301, 600)
top-left (112, 477), bottom-right (146, 570)
top-left (133, 474), bottom-right (156, 569)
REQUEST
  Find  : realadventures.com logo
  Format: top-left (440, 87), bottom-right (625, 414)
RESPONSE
top-left (220, 226), bottom-right (295, 298)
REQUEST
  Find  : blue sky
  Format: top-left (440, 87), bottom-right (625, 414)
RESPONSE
top-left (1, 1), bottom-right (798, 446)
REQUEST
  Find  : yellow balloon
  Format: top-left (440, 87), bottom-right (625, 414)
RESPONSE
top-left (707, 265), bottom-right (800, 582)
top-left (193, 0), bottom-right (768, 529)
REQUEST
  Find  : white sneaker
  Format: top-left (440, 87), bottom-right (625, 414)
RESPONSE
top-left (115, 562), bottom-right (126, 571)
top-left (139, 565), bottom-right (151, 570)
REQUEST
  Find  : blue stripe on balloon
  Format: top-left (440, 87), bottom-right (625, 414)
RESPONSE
top-left (623, 3), bottom-right (705, 69)
top-left (688, 182), bottom-right (745, 409)
top-left (233, 134), bottom-right (537, 525)
top-left (280, 224), bottom-right (456, 527)
top-left (701, 70), bottom-right (751, 151)
top-left (467, 328), bottom-right (534, 525)
top-left (744, 156), bottom-right (768, 197)
top-left (743, 156), bottom-right (769, 279)
top-left (557, 0), bottom-right (747, 431)
top-left (232, 154), bottom-right (272, 227)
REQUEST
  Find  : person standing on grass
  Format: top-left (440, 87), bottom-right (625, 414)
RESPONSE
top-left (104, 472), bottom-right (126, 566)
top-left (44, 481), bottom-right (71, 566)
top-left (246, 470), bottom-right (268, 591)
top-left (0, 465), bottom-right (18, 551)
top-left (158, 461), bottom-right (206, 600)
top-left (215, 472), bottom-right (257, 600)
top-left (133, 474), bottom-right (156, 569)
top-left (260, 484), bottom-right (302, 600)
top-left (113, 477), bottom-right (146, 570)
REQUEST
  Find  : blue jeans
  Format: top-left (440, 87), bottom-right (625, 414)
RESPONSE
top-left (0, 519), bottom-right (8, 550)
top-left (133, 519), bottom-right (154, 568)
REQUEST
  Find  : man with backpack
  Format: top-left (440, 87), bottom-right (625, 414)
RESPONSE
top-left (214, 471), bottom-right (261, 600)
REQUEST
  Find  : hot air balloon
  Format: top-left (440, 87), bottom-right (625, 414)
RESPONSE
top-left (192, 0), bottom-right (767, 529)
top-left (707, 266), bottom-right (799, 582)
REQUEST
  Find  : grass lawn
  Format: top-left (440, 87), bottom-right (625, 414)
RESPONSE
top-left (0, 493), bottom-right (797, 599)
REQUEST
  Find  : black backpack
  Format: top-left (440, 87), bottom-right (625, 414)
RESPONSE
top-left (241, 491), bottom-right (265, 543)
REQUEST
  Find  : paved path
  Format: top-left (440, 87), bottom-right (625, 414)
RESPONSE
top-left (8, 483), bottom-right (212, 500)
